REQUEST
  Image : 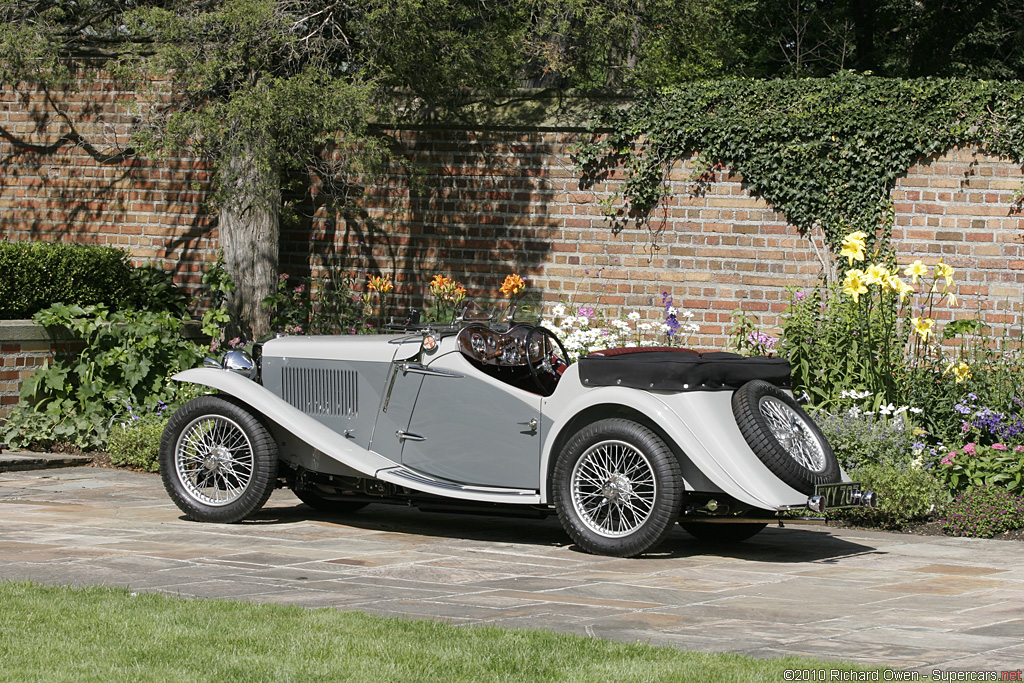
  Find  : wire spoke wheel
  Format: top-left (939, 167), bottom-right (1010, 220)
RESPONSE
top-left (160, 396), bottom-right (278, 523)
top-left (554, 418), bottom-right (682, 557)
top-left (731, 380), bottom-right (840, 494)
top-left (758, 396), bottom-right (827, 472)
top-left (571, 440), bottom-right (657, 538)
top-left (175, 415), bottom-right (255, 506)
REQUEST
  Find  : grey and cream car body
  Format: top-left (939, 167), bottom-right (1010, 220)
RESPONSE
top-left (160, 320), bottom-right (876, 557)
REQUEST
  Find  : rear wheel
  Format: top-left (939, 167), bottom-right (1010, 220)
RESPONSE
top-left (553, 418), bottom-right (683, 557)
top-left (160, 396), bottom-right (278, 523)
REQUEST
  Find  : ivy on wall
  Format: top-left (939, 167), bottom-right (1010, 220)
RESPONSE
top-left (574, 73), bottom-right (1024, 254)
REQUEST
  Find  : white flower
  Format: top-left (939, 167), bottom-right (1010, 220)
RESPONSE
top-left (552, 304), bottom-right (566, 317)
top-left (541, 319), bottom-right (555, 329)
top-left (878, 403), bottom-right (895, 416)
top-left (894, 406), bottom-right (908, 416)
top-left (612, 319), bottom-right (631, 331)
top-left (667, 306), bottom-right (678, 316)
top-left (909, 407), bottom-right (923, 414)
top-left (627, 311), bottom-right (641, 321)
top-left (679, 309), bottom-right (695, 319)
top-left (637, 322), bottom-right (652, 332)
top-left (660, 323), bottom-right (672, 333)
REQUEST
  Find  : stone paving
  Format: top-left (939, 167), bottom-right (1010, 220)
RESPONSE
top-left (1, 466), bottom-right (1022, 674)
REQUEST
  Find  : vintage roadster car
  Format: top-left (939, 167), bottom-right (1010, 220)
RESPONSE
top-left (159, 315), bottom-right (877, 557)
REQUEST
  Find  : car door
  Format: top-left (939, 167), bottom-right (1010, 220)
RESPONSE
top-left (398, 352), bottom-right (543, 490)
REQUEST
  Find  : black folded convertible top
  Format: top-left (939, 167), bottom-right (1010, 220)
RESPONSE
top-left (577, 348), bottom-right (791, 392)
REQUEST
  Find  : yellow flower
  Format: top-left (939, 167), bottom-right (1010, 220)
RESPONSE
top-left (500, 273), bottom-right (526, 297)
top-left (367, 274), bottom-right (393, 293)
top-left (842, 269), bottom-right (868, 303)
top-left (895, 278), bottom-right (915, 302)
top-left (904, 260), bottom-right (928, 284)
top-left (911, 316), bottom-right (934, 341)
top-left (946, 290), bottom-right (958, 307)
top-left (864, 264), bottom-right (888, 286)
top-left (944, 361), bottom-right (972, 383)
top-left (839, 232), bottom-right (867, 265)
top-left (935, 260), bottom-right (955, 286)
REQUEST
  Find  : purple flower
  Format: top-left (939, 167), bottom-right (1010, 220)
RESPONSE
top-left (795, 290), bottom-right (808, 301)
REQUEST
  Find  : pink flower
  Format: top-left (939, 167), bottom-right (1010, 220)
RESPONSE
top-left (963, 443), bottom-right (976, 456)
top-left (941, 453), bottom-right (956, 466)
top-left (1015, 446), bottom-right (1023, 453)
top-left (993, 443), bottom-right (1007, 451)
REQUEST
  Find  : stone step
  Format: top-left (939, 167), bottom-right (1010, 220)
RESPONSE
top-left (0, 450), bottom-right (92, 472)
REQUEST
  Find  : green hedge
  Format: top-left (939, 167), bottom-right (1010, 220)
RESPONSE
top-left (0, 241), bottom-right (136, 319)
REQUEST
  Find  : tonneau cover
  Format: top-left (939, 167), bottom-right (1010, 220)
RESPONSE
top-left (578, 348), bottom-right (790, 391)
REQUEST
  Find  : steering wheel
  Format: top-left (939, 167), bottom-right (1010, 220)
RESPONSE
top-left (525, 325), bottom-right (571, 395)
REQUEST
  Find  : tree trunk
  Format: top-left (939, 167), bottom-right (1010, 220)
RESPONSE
top-left (218, 146), bottom-right (280, 341)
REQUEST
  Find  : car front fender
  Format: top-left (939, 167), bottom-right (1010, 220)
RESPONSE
top-left (171, 367), bottom-right (397, 476)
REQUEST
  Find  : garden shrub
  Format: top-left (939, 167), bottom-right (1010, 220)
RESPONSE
top-left (0, 241), bottom-right (134, 319)
top-left (833, 463), bottom-right (947, 530)
top-left (813, 406), bottom-right (918, 473)
top-left (0, 303), bottom-right (208, 451)
top-left (107, 412), bottom-right (169, 472)
top-left (940, 486), bottom-right (1024, 538)
top-left (936, 443), bottom-right (1024, 496)
top-left (125, 263), bottom-right (191, 315)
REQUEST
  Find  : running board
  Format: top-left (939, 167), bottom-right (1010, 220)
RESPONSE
top-left (375, 466), bottom-right (542, 504)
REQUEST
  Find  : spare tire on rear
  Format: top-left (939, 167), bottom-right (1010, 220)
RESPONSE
top-left (731, 380), bottom-right (840, 494)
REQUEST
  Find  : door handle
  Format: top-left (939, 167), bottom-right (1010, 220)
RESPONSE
top-left (396, 430), bottom-right (427, 442)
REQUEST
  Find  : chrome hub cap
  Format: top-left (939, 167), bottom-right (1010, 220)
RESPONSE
top-left (571, 440), bottom-right (656, 538)
top-left (175, 415), bottom-right (255, 506)
top-left (758, 396), bottom-right (827, 472)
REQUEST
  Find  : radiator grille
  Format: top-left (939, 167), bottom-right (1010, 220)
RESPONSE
top-left (281, 366), bottom-right (358, 417)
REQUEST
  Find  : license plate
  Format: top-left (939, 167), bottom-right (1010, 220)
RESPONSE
top-left (815, 482), bottom-right (865, 509)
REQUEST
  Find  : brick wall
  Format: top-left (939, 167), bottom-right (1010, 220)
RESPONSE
top-left (3, 79), bottom-right (1024, 356)
top-left (0, 322), bottom-right (58, 420)
top-left (0, 79), bottom-right (219, 290)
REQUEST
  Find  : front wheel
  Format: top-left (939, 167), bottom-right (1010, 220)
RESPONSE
top-left (553, 418), bottom-right (683, 557)
top-left (159, 395), bottom-right (279, 523)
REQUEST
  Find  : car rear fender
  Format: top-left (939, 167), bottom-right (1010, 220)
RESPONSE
top-left (540, 386), bottom-right (813, 509)
top-left (171, 367), bottom-right (397, 476)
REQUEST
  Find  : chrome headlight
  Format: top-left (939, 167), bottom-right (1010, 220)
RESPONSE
top-left (223, 349), bottom-right (257, 380)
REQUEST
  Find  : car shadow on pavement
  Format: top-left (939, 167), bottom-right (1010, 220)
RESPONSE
top-left (240, 502), bottom-right (882, 564)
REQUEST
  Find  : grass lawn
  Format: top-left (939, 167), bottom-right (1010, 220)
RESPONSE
top-left (0, 581), bottom-right (885, 682)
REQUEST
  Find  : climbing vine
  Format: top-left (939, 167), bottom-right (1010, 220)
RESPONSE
top-left (574, 73), bottom-right (1024, 256)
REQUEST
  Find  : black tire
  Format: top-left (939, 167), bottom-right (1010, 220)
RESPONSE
top-left (680, 521), bottom-right (767, 543)
top-left (553, 418), bottom-right (683, 557)
top-left (159, 395), bottom-right (279, 523)
top-left (731, 380), bottom-right (840, 494)
top-left (293, 487), bottom-right (369, 514)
